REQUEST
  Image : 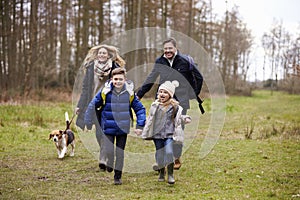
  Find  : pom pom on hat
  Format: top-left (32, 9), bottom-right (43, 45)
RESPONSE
top-left (158, 80), bottom-right (179, 97)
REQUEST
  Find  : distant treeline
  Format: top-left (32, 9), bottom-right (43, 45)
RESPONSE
top-left (1, 0), bottom-right (299, 100)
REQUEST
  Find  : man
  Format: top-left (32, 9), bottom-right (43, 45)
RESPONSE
top-left (137, 37), bottom-right (203, 170)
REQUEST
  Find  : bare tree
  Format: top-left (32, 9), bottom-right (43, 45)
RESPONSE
top-left (4, 0), bottom-right (298, 100)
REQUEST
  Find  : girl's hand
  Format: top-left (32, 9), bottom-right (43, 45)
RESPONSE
top-left (183, 116), bottom-right (192, 124)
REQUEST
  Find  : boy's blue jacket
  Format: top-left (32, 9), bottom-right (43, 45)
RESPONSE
top-left (84, 81), bottom-right (146, 135)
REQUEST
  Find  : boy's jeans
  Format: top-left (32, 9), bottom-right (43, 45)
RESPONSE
top-left (104, 134), bottom-right (127, 179)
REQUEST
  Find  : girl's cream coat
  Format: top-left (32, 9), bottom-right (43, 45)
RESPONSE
top-left (142, 100), bottom-right (190, 143)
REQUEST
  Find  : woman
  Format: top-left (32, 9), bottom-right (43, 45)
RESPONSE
top-left (76, 44), bottom-right (126, 171)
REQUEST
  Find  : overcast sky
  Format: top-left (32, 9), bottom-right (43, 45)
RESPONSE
top-left (211, 0), bottom-right (300, 81)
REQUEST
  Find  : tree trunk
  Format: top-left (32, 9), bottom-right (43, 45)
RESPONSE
top-left (75, 0), bottom-right (82, 68)
top-left (60, 0), bottom-right (69, 88)
top-left (9, 0), bottom-right (17, 90)
top-left (82, 0), bottom-right (89, 58)
top-left (1, 0), bottom-right (9, 91)
top-left (98, 0), bottom-right (104, 42)
top-left (24, 0), bottom-right (39, 96)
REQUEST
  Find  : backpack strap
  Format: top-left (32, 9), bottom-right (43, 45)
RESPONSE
top-left (182, 54), bottom-right (195, 70)
top-left (123, 79), bottom-right (135, 126)
top-left (96, 81), bottom-right (111, 111)
top-left (182, 54), bottom-right (205, 114)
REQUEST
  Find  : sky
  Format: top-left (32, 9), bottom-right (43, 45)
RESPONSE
top-left (211, 0), bottom-right (300, 81)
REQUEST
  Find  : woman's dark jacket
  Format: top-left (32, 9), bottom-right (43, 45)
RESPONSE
top-left (136, 51), bottom-right (203, 110)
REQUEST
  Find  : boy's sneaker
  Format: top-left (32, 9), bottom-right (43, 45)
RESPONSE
top-left (99, 163), bottom-right (106, 172)
top-left (106, 166), bottom-right (113, 173)
top-left (174, 158), bottom-right (181, 170)
top-left (114, 179), bottom-right (122, 185)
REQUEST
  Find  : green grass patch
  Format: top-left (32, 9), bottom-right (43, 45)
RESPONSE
top-left (0, 90), bottom-right (299, 199)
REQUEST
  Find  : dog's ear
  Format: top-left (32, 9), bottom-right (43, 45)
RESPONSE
top-left (59, 130), bottom-right (64, 134)
top-left (49, 133), bottom-right (53, 140)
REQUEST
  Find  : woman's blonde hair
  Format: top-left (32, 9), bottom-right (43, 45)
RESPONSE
top-left (82, 44), bottom-right (126, 68)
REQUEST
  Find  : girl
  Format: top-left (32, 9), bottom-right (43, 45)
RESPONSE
top-left (141, 80), bottom-right (191, 184)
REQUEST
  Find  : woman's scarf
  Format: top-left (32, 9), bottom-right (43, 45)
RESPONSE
top-left (94, 59), bottom-right (113, 80)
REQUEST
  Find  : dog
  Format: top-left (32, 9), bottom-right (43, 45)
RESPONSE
top-left (49, 112), bottom-right (75, 159)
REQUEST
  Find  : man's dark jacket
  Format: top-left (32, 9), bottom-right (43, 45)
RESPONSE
top-left (137, 51), bottom-right (203, 110)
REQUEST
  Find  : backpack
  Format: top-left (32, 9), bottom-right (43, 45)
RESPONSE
top-left (182, 54), bottom-right (205, 114)
top-left (182, 54), bottom-right (200, 96)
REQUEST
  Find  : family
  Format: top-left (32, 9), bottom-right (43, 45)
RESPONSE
top-left (76, 37), bottom-right (203, 185)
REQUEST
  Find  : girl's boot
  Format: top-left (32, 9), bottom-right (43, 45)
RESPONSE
top-left (167, 163), bottom-right (175, 184)
top-left (158, 167), bottom-right (165, 182)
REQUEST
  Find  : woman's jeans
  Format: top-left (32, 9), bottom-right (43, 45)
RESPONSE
top-left (153, 138), bottom-right (174, 168)
top-left (104, 134), bottom-right (127, 179)
top-left (95, 123), bottom-right (107, 165)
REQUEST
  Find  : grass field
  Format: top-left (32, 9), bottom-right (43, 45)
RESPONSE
top-left (0, 90), bottom-right (299, 200)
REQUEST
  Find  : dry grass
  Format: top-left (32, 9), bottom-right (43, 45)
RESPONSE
top-left (0, 90), bottom-right (299, 199)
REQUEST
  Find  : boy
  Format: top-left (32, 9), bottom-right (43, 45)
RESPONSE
top-left (84, 68), bottom-right (146, 185)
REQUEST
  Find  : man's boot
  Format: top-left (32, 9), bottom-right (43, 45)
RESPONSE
top-left (167, 163), bottom-right (175, 184)
top-left (158, 167), bottom-right (165, 182)
top-left (174, 158), bottom-right (181, 170)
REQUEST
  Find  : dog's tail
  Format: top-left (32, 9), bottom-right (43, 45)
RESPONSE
top-left (65, 112), bottom-right (75, 131)
top-left (65, 112), bottom-right (70, 129)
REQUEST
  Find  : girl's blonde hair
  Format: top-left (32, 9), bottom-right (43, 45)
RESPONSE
top-left (82, 44), bottom-right (126, 68)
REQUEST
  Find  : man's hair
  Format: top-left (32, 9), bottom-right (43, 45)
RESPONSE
top-left (163, 37), bottom-right (177, 47)
top-left (112, 67), bottom-right (126, 77)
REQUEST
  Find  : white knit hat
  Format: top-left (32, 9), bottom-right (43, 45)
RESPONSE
top-left (158, 80), bottom-right (179, 97)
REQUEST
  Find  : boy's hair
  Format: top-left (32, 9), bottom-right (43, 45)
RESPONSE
top-left (112, 68), bottom-right (126, 77)
top-left (163, 37), bottom-right (177, 47)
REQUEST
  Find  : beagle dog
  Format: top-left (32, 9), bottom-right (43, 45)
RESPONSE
top-left (49, 129), bottom-right (75, 159)
top-left (49, 112), bottom-right (75, 159)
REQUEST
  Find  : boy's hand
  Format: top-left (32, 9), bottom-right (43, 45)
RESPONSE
top-left (134, 129), bottom-right (142, 136)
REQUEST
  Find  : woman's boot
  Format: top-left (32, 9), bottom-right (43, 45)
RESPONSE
top-left (167, 163), bottom-right (175, 184)
top-left (158, 167), bottom-right (165, 182)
